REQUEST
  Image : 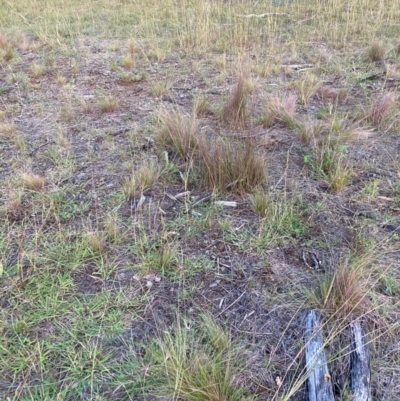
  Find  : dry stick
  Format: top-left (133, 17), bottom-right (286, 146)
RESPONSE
top-left (236, 13), bottom-right (290, 18)
top-left (216, 291), bottom-right (246, 318)
top-left (184, 194), bottom-right (212, 213)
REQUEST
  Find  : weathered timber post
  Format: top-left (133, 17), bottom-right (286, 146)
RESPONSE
top-left (350, 321), bottom-right (371, 401)
top-left (305, 310), bottom-right (335, 401)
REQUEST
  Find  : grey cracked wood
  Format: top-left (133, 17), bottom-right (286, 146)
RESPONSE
top-left (350, 321), bottom-right (372, 401)
top-left (305, 310), bottom-right (334, 401)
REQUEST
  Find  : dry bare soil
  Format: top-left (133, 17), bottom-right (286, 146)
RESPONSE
top-left (1, 0), bottom-right (400, 400)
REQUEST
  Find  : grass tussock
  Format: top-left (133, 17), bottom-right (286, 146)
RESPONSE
top-left (198, 136), bottom-right (266, 193)
top-left (305, 134), bottom-right (353, 192)
top-left (20, 172), bottom-right (45, 191)
top-left (308, 256), bottom-right (377, 321)
top-left (144, 315), bottom-right (252, 401)
top-left (293, 74), bottom-right (321, 106)
top-left (366, 92), bottom-right (397, 127)
top-left (122, 160), bottom-right (161, 199)
top-left (30, 63), bottom-right (46, 78)
top-left (0, 123), bottom-right (17, 139)
top-left (156, 108), bottom-right (199, 160)
top-left (98, 96), bottom-right (118, 113)
top-left (260, 94), bottom-right (298, 129)
top-left (365, 41), bottom-right (386, 62)
top-left (222, 72), bottom-right (250, 126)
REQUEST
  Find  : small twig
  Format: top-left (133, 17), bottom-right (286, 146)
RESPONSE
top-left (185, 194), bottom-right (212, 213)
top-left (237, 13), bottom-right (290, 18)
top-left (216, 291), bottom-right (246, 317)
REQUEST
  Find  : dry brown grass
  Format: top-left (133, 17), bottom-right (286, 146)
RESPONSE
top-left (309, 256), bottom-right (377, 321)
top-left (98, 96), bottom-right (118, 113)
top-left (222, 72), bottom-right (250, 126)
top-left (366, 92), bottom-right (397, 126)
top-left (156, 109), bottom-right (199, 160)
top-left (260, 94), bottom-right (298, 128)
top-left (0, 123), bottom-right (17, 139)
top-left (20, 172), bottom-right (45, 191)
top-left (30, 63), bottom-right (46, 78)
top-left (365, 41), bottom-right (386, 62)
top-left (198, 135), bottom-right (266, 193)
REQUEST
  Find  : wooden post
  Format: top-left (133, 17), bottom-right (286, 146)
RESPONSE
top-left (350, 321), bottom-right (372, 401)
top-left (305, 310), bottom-right (335, 401)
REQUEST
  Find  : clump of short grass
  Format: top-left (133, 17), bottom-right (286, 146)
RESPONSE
top-left (150, 80), bottom-right (172, 97)
top-left (147, 48), bottom-right (166, 63)
top-left (122, 160), bottom-right (161, 199)
top-left (193, 96), bottom-right (212, 116)
top-left (222, 72), bottom-right (251, 126)
top-left (156, 108), bottom-right (199, 160)
top-left (128, 38), bottom-right (136, 54)
top-left (122, 54), bottom-right (134, 69)
top-left (366, 92), bottom-right (397, 126)
top-left (259, 95), bottom-right (311, 141)
top-left (365, 41), bottom-right (386, 62)
top-left (2, 45), bottom-right (14, 62)
top-left (259, 94), bottom-right (298, 128)
top-left (305, 135), bottom-right (352, 192)
top-left (84, 230), bottom-right (107, 254)
top-left (98, 96), bottom-right (118, 113)
top-left (144, 314), bottom-right (251, 401)
top-left (56, 75), bottom-right (67, 85)
top-left (198, 136), bottom-right (266, 193)
top-left (250, 192), bottom-right (306, 249)
top-left (20, 172), bottom-right (45, 191)
top-left (30, 63), bottom-right (46, 78)
top-left (0, 122), bottom-right (17, 139)
top-left (308, 256), bottom-right (376, 320)
top-left (293, 73), bottom-right (321, 106)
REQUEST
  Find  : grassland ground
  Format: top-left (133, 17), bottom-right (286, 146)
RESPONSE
top-left (1, 0), bottom-right (400, 399)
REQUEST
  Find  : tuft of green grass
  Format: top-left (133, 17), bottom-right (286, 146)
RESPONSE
top-left (30, 63), bottom-right (46, 78)
top-left (304, 134), bottom-right (353, 192)
top-left (143, 314), bottom-right (253, 401)
top-left (122, 160), bottom-right (161, 199)
top-left (150, 80), bottom-right (172, 97)
top-left (121, 53), bottom-right (134, 69)
top-left (250, 192), bottom-right (306, 249)
top-left (98, 96), bottom-right (118, 113)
